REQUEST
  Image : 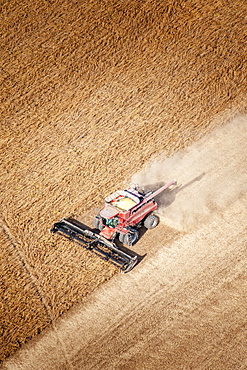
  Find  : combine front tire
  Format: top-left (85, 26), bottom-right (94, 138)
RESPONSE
top-left (119, 230), bottom-right (139, 246)
top-left (94, 215), bottom-right (104, 231)
top-left (144, 214), bottom-right (159, 229)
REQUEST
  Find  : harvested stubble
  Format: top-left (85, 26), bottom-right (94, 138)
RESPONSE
top-left (1, 0), bottom-right (247, 361)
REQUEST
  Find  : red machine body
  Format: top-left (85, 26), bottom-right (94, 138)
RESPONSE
top-left (51, 179), bottom-right (177, 272)
top-left (94, 180), bottom-right (177, 245)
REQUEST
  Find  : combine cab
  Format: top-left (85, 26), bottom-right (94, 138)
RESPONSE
top-left (51, 179), bottom-right (176, 272)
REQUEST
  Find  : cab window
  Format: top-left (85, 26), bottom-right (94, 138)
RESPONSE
top-left (103, 217), bottom-right (119, 228)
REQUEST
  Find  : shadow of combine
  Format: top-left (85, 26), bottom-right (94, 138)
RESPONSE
top-left (115, 236), bottom-right (146, 266)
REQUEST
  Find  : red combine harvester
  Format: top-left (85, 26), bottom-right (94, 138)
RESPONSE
top-left (51, 179), bottom-right (176, 272)
top-left (94, 179), bottom-right (177, 245)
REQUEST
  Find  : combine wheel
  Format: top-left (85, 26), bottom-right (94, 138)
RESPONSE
top-left (122, 230), bottom-right (139, 246)
top-left (94, 215), bottom-right (104, 231)
top-left (144, 214), bottom-right (159, 229)
top-left (118, 233), bottom-right (125, 243)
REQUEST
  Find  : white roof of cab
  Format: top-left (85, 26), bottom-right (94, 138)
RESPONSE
top-left (100, 206), bottom-right (119, 218)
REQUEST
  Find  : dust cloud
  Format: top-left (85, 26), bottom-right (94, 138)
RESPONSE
top-left (131, 116), bottom-right (247, 231)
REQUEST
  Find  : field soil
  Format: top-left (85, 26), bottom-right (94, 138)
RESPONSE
top-left (3, 117), bottom-right (247, 369)
top-left (1, 0), bottom-right (247, 367)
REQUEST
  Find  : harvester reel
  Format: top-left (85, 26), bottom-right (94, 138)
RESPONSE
top-left (51, 218), bottom-right (138, 273)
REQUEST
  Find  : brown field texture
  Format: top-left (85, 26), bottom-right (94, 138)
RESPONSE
top-left (1, 0), bottom-right (246, 362)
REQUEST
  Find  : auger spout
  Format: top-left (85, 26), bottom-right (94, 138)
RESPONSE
top-left (144, 179), bottom-right (177, 202)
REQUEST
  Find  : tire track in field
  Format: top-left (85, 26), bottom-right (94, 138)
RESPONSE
top-left (0, 219), bottom-right (74, 370)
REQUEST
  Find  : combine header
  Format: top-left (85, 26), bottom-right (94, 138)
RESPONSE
top-left (51, 179), bottom-right (176, 272)
top-left (51, 218), bottom-right (138, 273)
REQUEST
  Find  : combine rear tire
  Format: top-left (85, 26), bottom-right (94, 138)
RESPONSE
top-left (119, 230), bottom-right (139, 246)
top-left (144, 214), bottom-right (159, 229)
